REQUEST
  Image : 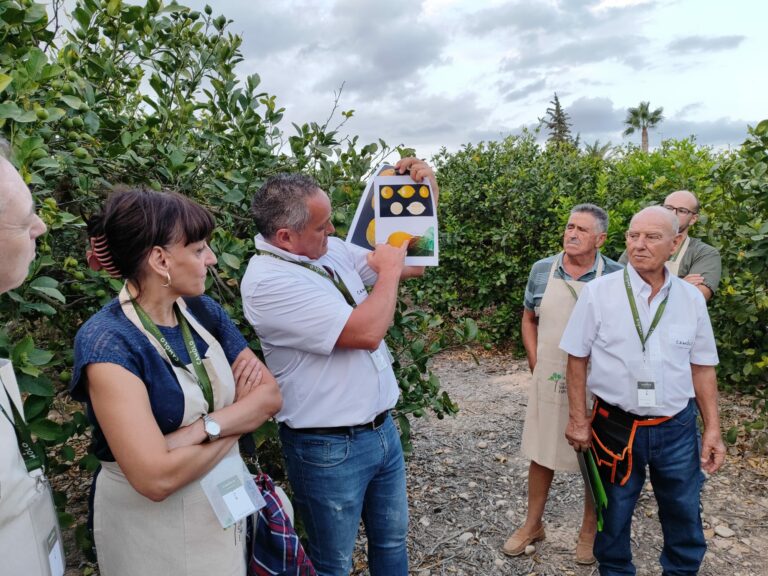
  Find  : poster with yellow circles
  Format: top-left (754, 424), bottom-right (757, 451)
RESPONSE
top-left (346, 163), bottom-right (439, 266)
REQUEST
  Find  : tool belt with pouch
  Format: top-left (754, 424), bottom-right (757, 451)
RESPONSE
top-left (590, 396), bottom-right (671, 486)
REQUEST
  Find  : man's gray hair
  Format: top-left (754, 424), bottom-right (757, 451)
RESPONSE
top-left (250, 173), bottom-right (323, 239)
top-left (571, 203), bottom-right (609, 234)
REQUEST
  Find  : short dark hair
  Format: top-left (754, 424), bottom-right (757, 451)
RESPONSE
top-left (250, 173), bottom-right (323, 239)
top-left (571, 203), bottom-right (609, 233)
top-left (88, 187), bottom-right (214, 288)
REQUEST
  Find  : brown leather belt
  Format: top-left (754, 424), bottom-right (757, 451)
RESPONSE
top-left (286, 410), bottom-right (390, 435)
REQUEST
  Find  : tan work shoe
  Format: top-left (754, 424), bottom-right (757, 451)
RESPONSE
top-left (501, 525), bottom-right (546, 556)
top-left (575, 533), bottom-right (596, 565)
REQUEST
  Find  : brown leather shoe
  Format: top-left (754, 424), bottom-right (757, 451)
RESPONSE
top-left (501, 525), bottom-right (546, 556)
top-left (575, 533), bottom-right (596, 565)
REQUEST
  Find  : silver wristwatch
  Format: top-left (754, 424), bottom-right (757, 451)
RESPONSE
top-left (202, 414), bottom-right (221, 442)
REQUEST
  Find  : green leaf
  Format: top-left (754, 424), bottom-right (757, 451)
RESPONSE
top-left (220, 253), bottom-right (241, 269)
top-left (27, 347), bottom-right (54, 366)
top-left (0, 74), bottom-right (12, 95)
top-left (106, 0), bottom-right (122, 17)
top-left (29, 419), bottom-right (66, 442)
top-left (16, 374), bottom-right (55, 397)
top-left (222, 188), bottom-right (244, 204)
top-left (31, 286), bottom-right (66, 303)
top-left (59, 95), bottom-right (84, 110)
top-left (30, 276), bottom-right (59, 289)
top-left (24, 395), bottom-right (50, 420)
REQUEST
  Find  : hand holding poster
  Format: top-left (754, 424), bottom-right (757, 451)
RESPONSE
top-left (346, 163), bottom-right (439, 266)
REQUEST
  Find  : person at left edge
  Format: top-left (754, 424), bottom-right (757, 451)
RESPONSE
top-left (70, 187), bottom-right (282, 576)
top-left (0, 138), bottom-right (64, 576)
top-left (241, 157), bottom-right (436, 576)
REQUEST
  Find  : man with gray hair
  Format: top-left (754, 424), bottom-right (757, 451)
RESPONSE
top-left (0, 138), bottom-right (65, 575)
top-left (240, 157), bottom-right (436, 576)
top-left (503, 203), bottom-right (621, 564)
top-left (562, 206), bottom-right (725, 575)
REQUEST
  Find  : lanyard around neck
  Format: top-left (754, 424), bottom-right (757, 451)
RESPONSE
top-left (623, 267), bottom-right (669, 353)
top-left (132, 300), bottom-right (214, 413)
top-left (257, 248), bottom-right (357, 308)
top-left (0, 373), bottom-right (45, 473)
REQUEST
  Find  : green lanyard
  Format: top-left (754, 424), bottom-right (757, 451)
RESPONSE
top-left (0, 373), bottom-right (45, 473)
top-left (257, 249), bottom-right (357, 308)
top-left (132, 300), bottom-right (214, 413)
top-left (623, 267), bottom-right (669, 353)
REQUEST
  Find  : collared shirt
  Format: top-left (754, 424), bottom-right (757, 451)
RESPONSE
top-left (559, 263), bottom-right (718, 416)
top-left (523, 251), bottom-right (623, 311)
top-left (618, 237), bottom-right (722, 294)
top-left (240, 235), bottom-right (399, 428)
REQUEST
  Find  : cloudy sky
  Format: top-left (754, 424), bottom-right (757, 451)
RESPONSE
top-left (182, 0), bottom-right (765, 159)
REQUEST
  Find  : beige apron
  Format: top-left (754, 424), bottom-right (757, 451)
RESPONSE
top-left (665, 235), bottom-right (690, 277)
top-left (520, 254), bottom-right (604, 472)
top-left (0, 360), bottom-right (64, 576)
top-left (92, 286), bottom-right (246, 576)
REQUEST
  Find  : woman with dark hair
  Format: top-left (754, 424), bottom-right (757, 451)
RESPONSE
top-left (70, 187), bottom-right (282, 576)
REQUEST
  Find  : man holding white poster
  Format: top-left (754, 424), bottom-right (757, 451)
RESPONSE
top-left (241, 157), bottom-right (437, 576)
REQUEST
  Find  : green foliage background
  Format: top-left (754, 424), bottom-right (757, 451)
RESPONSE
top-left (0, 0), bottom-right (473, 548)
top-left (411, 125), bottom-right (768, 433)
top-left (1, 0), bottom-right (766, 564)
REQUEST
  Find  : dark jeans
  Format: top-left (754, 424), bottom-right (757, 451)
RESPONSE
top-left (595, 399), bottom-right (706, 576)
top-left (279, 414), bottom-right (408, 576)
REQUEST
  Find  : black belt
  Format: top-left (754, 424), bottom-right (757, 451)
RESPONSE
top-left (594, 396), bottom-right (668, 426)
top-left (286, 410), bottom-right (390, 435)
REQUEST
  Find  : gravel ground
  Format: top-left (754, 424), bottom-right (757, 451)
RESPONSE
top-left (352, 350), bottom-right (768, 576)
top-left (60, 349), bottom-right (768, 575)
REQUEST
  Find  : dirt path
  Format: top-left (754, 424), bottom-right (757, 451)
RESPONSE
top-left (374, 350), bottom-right (768, 576)
top-left (60, 349), bottom-right (768, 575)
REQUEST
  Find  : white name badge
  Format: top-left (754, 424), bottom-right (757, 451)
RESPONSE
top-left (47, 527), bottom-right (65, 576)
top-left (370, 341), bottom-right (393, 372)
top-left (637, 380), bottom-right (657, 407)
top-left (200, 453), bottom-right (265, 529)
top-left (630, 360), bottom-right (662, 408)
top-left (28, 475), bottom-right (64, 576)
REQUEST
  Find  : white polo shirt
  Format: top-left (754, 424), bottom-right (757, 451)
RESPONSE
top-left (559, 263), bottom-right (718, 416)
top-left (241, 235), bottom-right (399, 428)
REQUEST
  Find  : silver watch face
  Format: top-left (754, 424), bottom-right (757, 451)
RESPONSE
top-left (205, 418), bottom-right (221, 437)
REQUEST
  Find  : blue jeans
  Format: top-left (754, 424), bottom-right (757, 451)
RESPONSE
top-left (595, 400), bottom-right (706, 576)
top-left (279, 414), bottom-right (409, 576)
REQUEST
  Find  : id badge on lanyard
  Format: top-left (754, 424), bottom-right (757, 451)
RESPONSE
top-left (200, 453), bottom-right (265, 529)
top-left (30, 474), bottom-right (65, 576)
top-left (630, 353), bottom-right (662, 408)
top-left (370, 341), bottom-right (394, 372)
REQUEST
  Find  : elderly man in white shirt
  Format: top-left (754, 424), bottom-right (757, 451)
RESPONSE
top-left (560, 206), bottom-right (725, 576)
top-left (0, 140), bottom-right (64, 576)
top-left (241, 158), bottom-right (436, 576)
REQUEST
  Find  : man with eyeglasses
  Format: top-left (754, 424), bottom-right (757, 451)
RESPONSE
top-left (620, 190), bottom-right (720, 301)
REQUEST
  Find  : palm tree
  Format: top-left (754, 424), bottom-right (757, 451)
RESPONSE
top-left (622, 101), bottom-right (664, 152)
top-left (584, 139), bottom-right (613, 160)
